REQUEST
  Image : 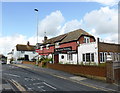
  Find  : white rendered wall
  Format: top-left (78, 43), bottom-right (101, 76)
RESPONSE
top-left (59, 54), bottom-right (67, 64)
top-left (59, 54), bottom-right (77, 64)
top-left (78, 42), bottom-right (98, 64)
top-left (13, 47), bottom-right (37, 61)
top-left (7, 54), bottom-right (12, 64)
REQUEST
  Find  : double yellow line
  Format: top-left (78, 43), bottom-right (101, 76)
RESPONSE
top-left (9, 79), bottom-right (27, 92)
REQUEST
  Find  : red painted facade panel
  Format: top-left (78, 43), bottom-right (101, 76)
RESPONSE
top-left (78, 36), bottom-right (95, 44)
top-left (37, 46), bottom-right (54, 54)
top-left (59, 42), bottom-right (77, 50)
top-left (36, 35), bottom-right (95, 55)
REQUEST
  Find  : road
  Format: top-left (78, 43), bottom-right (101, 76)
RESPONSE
top-left (2, 64), bottom-right (108, 92)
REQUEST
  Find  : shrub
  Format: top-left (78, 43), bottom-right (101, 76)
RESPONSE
top-left (98, 63), bottom-right (106, 67)
top-left (17, 57), bottom-right (25, 61)
top-left (59, 61), bottom-right (63, 64)
top-left (40, 58), bottom-right (53, 67)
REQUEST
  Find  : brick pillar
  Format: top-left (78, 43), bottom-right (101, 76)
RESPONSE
top-left (106, 55), bottom-right (114, 83)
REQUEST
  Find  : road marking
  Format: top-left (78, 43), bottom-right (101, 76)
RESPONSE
top-left (9, 79), bottom-right (26, 92)
top-left (37, 86), bottom-right (46, 91)
top-left (43, 82), bottom-right (56, 90)
top-left (12, 64), bottom-right (31, 69)
top-left (33, 82), bottom-right (42, 85)
top-left (38, 86), bottom-right (44, 88)
top-left (24, 85), bottom-right (33, 90)
top-left (4, 73), bottom-right (20, 78)
top-left (70, 76), bottom-right (86, 81)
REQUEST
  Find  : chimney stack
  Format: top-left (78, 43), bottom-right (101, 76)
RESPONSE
top-left (44, 36), bottom-right (47, 43)
top-left (27, 41), bottom-right (30, 46)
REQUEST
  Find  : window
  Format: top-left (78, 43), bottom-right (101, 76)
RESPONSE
top-left (82, 53), bottom-right (94, 62)
top-left (55, 42), bottom-right (59, 48)
top-left (21, 51), bottom-right (25, 53)
top-left (83, 54), bottom-right (85, 61)
top-left (46, 44), bottom-right (49, 49)
top-left (119, 53), bottom-right (120, 61)
top-left (100, 52), bottom-right (103, 62)
top-left (67, 54), bottom-right (72, 61)
top-left (33, 51), bottom-right (35, 54)
top-left (100, 52), bottom-right (107, 62)
top-left (91, 53), bottom-right (94, 62)
top-left (61, 55), bottom-right (64, 59)
top-left (86, 53), bottom-right (90, 62)
top-left (115, 53), bottom-right (119, 61)
top-left (40, 46), bottom-right (43, 50)
top-left (84, 36), bottom-right (90, 43)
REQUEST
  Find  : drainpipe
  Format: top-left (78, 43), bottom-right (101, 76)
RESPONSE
top-left (77, 41), bottom-right (79, 65)
top-left (97, 38), bottom-right (100, 64)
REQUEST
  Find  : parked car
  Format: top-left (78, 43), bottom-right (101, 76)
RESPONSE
top-left (11, 61), bottom-right (17, 64)
top-left (0, 61), bottom-right (6, 64)
top-left (11, 61), bottom-right (22, 64)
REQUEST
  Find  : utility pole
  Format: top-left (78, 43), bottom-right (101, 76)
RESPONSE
top-left (34, 8), bottom-right (39, 44)
top-left (34, 8), bottom-right (39, 65)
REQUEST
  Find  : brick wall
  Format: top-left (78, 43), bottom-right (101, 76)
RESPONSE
top-left (22, 61), bottom-right (36, 65)
top-left (47, 63), bottom-right (106, 79)
top-left (106, 61), bottom-right (120, 84)
top-left (114, 68), bottom-right (120, 83)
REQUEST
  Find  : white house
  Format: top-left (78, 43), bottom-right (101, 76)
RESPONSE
top-left (78, 38), bottom-right (120, 65)
top-left (7, 51), bottom-right (13, 64)
top-left (78, 39), bottom-right (99, 65)
top-left (13, 42), bottom-right (38, 61)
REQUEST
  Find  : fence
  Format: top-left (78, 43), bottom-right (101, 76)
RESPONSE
top-left (47, 63), bottom-right (106, 80)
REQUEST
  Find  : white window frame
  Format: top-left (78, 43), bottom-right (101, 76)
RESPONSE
top-left (21, 51), bottom-right (25, 54)
top-left (84, 36), bottom-right (90, 43)
top-left (118, 53), bottom-right (120, 61)
top-left (40, 46), bottom-right (43, 50)
top-left (100, 52), bottom-right (108, 63)
top-left (46, 44), bottom-right (49, 49)
top-left (82, 53), bottom-right (95, 62)
top-left (67, 54), bottom-right (73, 61)
top-left (104, 52), bottom-right (107, 62)
top-left (55, 42), bottom-right (59, 48)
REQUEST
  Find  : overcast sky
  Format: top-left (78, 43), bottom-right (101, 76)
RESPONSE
top-left (0, 0), bottom-right (119, 55)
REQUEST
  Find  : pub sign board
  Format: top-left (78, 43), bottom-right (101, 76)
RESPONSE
top-left (55, 47), bottom-right (72, 52)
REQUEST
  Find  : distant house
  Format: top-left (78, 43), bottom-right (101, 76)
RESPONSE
top-left (7, 51), bottom-right (13, 64)
top-left (13, 42), bottom-right (38, 61)
top-left (0, 54), bottom-right (7, 62)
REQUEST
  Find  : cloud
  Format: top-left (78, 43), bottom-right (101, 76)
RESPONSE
top-left (0, 34), bottom-right (41, 55)
top-left (0, 34), bottom-right (26, 55)
top-left (1, 7), bottom-right (118, 56)
top-left (38, 10), bottom-right (64, 37)
top-left (82, 0), bottom-right (119, 6)
top-left (83, 6), bottom-right (118, 35)
top-left (60, 19), bottom-right (82, 34)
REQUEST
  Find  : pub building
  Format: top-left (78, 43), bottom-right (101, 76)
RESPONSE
top-left (36, 29), bottom-right (95, 64)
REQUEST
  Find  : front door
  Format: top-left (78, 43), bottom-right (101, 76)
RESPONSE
top-left (24, 55), bottom-right (29, 61)
top-left (54, 54), bottom-right (59, 63)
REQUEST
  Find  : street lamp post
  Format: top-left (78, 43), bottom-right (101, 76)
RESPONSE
top-left (34, 8), bottom-right (39, 43)
top-left (34, 8), bottom-right (39, 65)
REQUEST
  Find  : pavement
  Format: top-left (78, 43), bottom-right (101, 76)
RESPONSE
top-left (13, 63), bottom-right (120, 92)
